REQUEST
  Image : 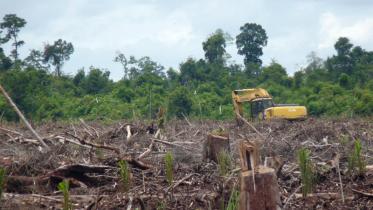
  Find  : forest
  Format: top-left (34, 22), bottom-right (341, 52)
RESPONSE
top-left (0, 14), bottom-right (372, 122)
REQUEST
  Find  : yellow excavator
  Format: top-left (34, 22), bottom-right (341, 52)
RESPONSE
top-left (232, 88), bottom-right (307, 121)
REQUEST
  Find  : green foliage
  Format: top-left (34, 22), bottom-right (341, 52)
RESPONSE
top-left (297, 148), bottom-right (314, 197)
top-left (58, 180), bottom-right (72, 210)
top-left (118, 160), bottom-right (130, 192)
top-left (0, 14), bottom-right (372, 122)
top-left (164, 152), bottom-right (174, 185)
top-left (236, 23), bottom-right (268, 66)
top-left (0, 14), bottom-right (26, 60)
top-left (217, 150), bottom-right (232, 176)
top-left (226, 188), bottom-right (239, 210)
top-left (0, 167), bottom-right (5, 203)
top-left (168, 86), bottom-right (192, 118)
top-left (202, 29), bottom-right (230, 64)
top-left (348, 139), bottom-right (366, 176)
top-left (43, 39), bottom-right (74, 77)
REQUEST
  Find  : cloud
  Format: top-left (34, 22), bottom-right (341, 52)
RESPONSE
top-left (318, 12), bottom-right (373, 49)
top-left (1, 0), bottom-right (373, 79)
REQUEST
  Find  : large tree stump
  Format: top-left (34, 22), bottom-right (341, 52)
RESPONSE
top-left (239, 166), bottom-right (281, 210)
top-left (203, 133), bottom-right (230, 162)
top-left (238, 140), bottom-right (281, 210)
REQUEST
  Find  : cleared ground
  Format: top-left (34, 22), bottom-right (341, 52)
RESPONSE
top-left (0, 118), bottom-right (372, 209)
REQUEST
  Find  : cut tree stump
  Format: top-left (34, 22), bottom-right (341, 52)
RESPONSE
top-left (239, 166), bottom-right (281, 210)
top-left (239, 141), bottom-right (260, 171)
top-left (203, 133), bottom-right (230, 162)
top-left (238, 140), bottom-right (281, 210)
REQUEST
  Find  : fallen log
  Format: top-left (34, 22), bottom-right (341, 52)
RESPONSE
top-left (4, 164), bottom-right (115, 193)
top-left (2, 193), bottom-right (99, 209)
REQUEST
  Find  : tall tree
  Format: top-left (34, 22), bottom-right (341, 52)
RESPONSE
top-left (236, 23), bottom-right (268, 66)
top-left (326, 37), bottom-right (354, 79)
top-left (43, 39), bottom-right (74, 77)
top-left (0, 14), bottom-right (26, 60)
top-left (334, 37), bottom-right (353, 57)
top-left (114, 52), bottom-right (130, 79)
top-left (202, 29), bottom-right (231, 65)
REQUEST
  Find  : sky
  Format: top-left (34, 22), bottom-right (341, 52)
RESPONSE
top-left (1, 0), bottom-right (373, 80)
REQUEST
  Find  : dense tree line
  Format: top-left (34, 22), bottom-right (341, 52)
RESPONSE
top-left (0, 14), bottom-right (372, 122)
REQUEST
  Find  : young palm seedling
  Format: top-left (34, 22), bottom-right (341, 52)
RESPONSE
top-left (348, 139), bottom-right (366, 176)
top-left (118, 160), bottom-right (131, 192)
top-left (58, 180), bottom-right (72, 210)
top-left (165, 151), bottom-right (174, 185)
top-left (298, 148), bottom-right (314, 197)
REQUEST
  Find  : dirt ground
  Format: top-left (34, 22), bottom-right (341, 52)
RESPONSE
top-left (0, 117), bottom-right (372, 209)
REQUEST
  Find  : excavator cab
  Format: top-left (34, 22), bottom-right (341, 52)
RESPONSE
top-left (251, 98), bottom-right (274, 119)
top-left (232, 88), bottom-right (307, 122)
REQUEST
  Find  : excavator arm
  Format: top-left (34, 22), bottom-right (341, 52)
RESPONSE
top-left (232, 88), bottom-right (272, 122)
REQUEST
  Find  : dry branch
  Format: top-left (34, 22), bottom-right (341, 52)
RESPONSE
top-left (236, 113), bottom-right (266, 141)
top-left (66, 132), bottom-right (120, 154)
top-left (351, 189), bottom-right (373, 198)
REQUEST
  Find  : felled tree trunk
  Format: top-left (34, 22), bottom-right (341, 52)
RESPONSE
top-left (203, 133), bottom-right (230, 162)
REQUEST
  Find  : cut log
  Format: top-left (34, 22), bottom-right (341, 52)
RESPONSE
top-left (239, 166), bottom-right (281, 210)
top-left (203, 133), bottom-right (230, 162)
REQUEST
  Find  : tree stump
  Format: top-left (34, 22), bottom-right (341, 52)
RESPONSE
top-left (238, 140), bottom-right (281, 210)
top-left (239, 166), bottom-right (281, 210)
top-left (203, 133), bottom-right (230, 162)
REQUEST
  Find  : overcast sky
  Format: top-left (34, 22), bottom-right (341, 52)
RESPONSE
top-left (1, 0), bottom-right (373, 80)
